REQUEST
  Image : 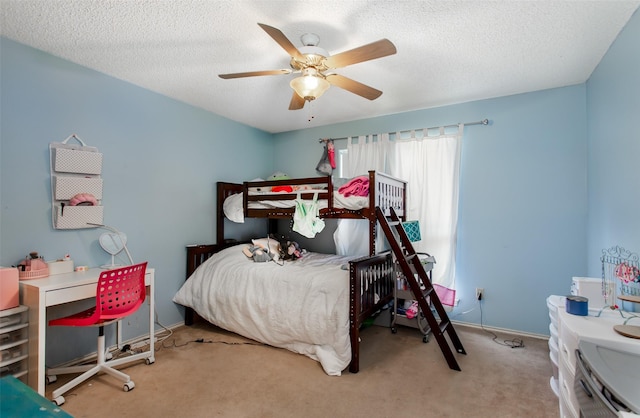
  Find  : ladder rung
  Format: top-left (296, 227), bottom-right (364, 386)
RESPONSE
top-left (439, 319), bottom-right (450, 334)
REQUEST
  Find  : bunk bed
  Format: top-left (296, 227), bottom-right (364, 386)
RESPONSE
top-left (173, 171), bottom-right (407, 375)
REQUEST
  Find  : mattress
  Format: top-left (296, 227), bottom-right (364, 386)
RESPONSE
top-left (173, 244), bottom-right (357, 375)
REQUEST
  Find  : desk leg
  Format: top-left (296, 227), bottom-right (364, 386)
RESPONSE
top-left (147, 277), bottom-right (155, 360)
top-left (22, 286), bottom-right (46, 395)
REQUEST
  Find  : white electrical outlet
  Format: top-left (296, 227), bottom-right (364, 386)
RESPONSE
top-left (476, 288), bottom-right (484, 300)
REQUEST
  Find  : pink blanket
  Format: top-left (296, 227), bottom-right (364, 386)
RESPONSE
top-left (338, 176), bottom-right (369, 197)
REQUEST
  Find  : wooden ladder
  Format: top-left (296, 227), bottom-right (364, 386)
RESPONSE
top-left (376, 206), bottom-right (466, 371)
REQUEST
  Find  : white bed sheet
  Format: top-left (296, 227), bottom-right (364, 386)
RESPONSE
top-left (172, 244), bottom-right (356, 376)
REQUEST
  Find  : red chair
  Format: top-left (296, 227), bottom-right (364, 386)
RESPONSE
top-left (47, 262), bottom-right (148, 406)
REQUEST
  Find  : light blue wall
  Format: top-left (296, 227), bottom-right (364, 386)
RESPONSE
top-left (273, 86), bottom-right (588, 335)
top-left (586, 8), bottom-right (640, 277)
top-left (272, 9), bottom-right (640, 336)
top-left (0, 7), bottom-right (637, 365)
top-left (0, 37), bottom-right (274, 364)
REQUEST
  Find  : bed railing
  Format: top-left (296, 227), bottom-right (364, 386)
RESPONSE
top-left (184, 244), bottom-right (220, 325)
top-left (348, 251), bottom-right (395, 373)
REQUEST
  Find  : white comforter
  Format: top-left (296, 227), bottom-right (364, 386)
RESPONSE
top-left (172, 245), bottom-right (355, 375)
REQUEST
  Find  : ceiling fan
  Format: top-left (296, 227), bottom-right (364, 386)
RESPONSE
top-left (219, 23), bottom-right (397, 110)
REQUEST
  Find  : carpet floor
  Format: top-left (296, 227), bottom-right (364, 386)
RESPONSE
top-left (47, 321), bottom-right (559, 417)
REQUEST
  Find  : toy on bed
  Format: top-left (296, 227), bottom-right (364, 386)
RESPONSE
top-left (241, 235), bottom-right (305, 263)
top-left (242, 245), bottom-right (274, 262)
top-left (273, 234), bottom-right (305, 260)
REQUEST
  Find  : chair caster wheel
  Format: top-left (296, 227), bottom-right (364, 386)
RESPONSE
top-left (391, 327), bottom-right (397, 334)
top-left (145, 357), bottom-right (155, 365)
top-left (46, 375), bottom-right (57, 384)
top-left (124, 381), bottom-right (135, 392)
top-left (52, 396), bottom-right (65, 406)
top-left (423, 335), bottom-right (429, 343)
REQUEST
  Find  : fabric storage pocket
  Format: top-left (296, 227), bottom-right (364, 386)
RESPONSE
top-left (50, 135), bottom-right (104, 229)
top-left (53, 147), bottom-right (103, 174)
top-left (55, 205), bottom-right (104, 229)
top-left (53, 176), bottom-right (103, 201)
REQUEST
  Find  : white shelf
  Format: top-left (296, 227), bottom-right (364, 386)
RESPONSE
top-left (0, 305), bottom-right (28, 383)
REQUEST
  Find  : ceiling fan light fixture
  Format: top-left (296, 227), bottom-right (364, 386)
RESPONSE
top-left (290, 68), bottom-right (330, 101)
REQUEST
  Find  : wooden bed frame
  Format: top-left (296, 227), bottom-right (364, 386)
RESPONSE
top-left (217, 170), bottom-right (406, 256)
top-left (185, 244), bottom-right (395, 373)
top-left (184, 171), bottom-right (407, 373)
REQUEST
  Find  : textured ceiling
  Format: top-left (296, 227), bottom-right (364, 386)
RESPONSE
top-left (1, 1), bottom-right (639, 133)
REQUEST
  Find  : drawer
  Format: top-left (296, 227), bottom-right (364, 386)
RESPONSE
top-left (0, 353), bottom-right (28, 378)
top-left (559, 321), bottom-right (579, 376)
top-left (0, 340), bottom-right (27, 362)
top-left (559, 364), bottom-right (580, 416)
top-left (549, 322), bottom-right (558, 341)
top-left (0, 308), bottom-right (27, 331)
top-left (0, 323), bottom-right (28, 347)
top-left (550, 376), bottom-right (559, 398)
top-left (549, 334), bottom-right (559, 356)
top-left (549, 340), bottom-right (559, 380)
top-left (559, 387), bottom-right (578, 418)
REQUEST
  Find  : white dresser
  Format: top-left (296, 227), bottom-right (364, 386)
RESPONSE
top-left (548, 297), bottom-right (640, 417)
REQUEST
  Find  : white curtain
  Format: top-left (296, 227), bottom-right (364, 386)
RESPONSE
top-left (390, 126), bottom-right (463, 301)
top-left (334, 134), bottom-right (393, 256)
top-left (337, 126), bottom-right (463, 304)
top-left (343, 133), bottom-right (393, 176)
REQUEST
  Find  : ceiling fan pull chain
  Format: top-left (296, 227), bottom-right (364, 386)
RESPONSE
top-left (307, 100), bottom-right (316, 123)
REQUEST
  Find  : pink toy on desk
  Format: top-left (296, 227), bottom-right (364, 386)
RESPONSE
top-left (17, 252), bottom-right (49, 280)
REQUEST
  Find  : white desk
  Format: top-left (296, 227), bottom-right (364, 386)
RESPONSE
top-left (19, 268), bottom-right (155, 396)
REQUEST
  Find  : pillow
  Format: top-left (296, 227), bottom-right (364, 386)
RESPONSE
top-left (248, 177), bottom-right (267, 193)
top-left (223, 193), bottom-right (244, 223)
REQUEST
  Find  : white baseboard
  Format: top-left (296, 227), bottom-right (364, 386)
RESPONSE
top-left (452, 319), bottom-right (549, 340)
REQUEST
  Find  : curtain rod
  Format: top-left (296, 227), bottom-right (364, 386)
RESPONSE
top-left (318, 118), bottom-right (489, 143)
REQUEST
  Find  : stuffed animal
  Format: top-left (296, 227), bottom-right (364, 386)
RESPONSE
top-left (273, 235), bottom-right (305, 261)
top-left (284, 241), bottom-right (304, 260)
top-left (267, 172), bottom-right (290, 181)
top-left (242, 245), bottom-right (273, 262)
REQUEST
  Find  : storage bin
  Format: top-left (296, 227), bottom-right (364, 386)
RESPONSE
top-left (0, 307), bottom-right (27, 331)
top-left (53, 176), bottom-right (103, 200)
top-left (571, 277), bottom-right (612, 310)
top-left (0, 268), bottom-right (19, 311)
top-left (54, 205), bottom-right (104, 229)
top-left (53, 147), bottom-right (103, 174)
top-left (46, 260), bottom-right (74, 275)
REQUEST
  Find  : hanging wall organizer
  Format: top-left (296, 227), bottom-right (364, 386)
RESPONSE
top-left (50, 135), bottom-right (104, 229)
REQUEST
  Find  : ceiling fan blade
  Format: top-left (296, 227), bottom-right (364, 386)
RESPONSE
top-left (288, 92), bottom-right (306, 110)
top-left (219, 69), bottom-right (292, 79)
top-left (324, 39), bottom-right (397, 69)
top-left (325, 74), bottom-right (382, 100)
top-left (257, 23), bottom-right (306, 62)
